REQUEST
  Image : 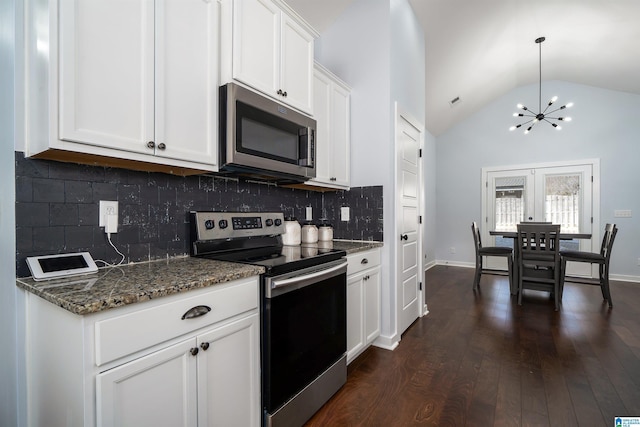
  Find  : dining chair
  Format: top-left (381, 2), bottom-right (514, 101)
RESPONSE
top-left (516, 223), bottom-right (562, 310)
top-left (560, 223), bottom-right (618, 308)
top-left (471, 222), bottom-right (513, 291)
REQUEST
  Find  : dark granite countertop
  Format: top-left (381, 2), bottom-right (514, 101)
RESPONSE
top-left (16, 257), bottom-right (265, 316)
top-left (16, 240), bottom-right (382, 316)
top-left (332, 240), bottom-right (384, 254)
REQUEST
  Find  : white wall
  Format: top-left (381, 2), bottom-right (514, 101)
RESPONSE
top-left (0, 0), bottom-right (20, 425)
top-left (436, 81), bottom-right (640, 280)
top-left (316, 0), bottom-right (425, 345)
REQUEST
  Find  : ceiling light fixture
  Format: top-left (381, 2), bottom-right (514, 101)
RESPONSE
top-left (510, 36), bottom-right (573, 134)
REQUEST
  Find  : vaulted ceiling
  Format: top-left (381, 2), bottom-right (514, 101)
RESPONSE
top-left (285, 0), bottom-right (640, 136)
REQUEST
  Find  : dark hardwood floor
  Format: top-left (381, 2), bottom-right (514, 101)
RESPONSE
top-left (306, 265), bottom-right (640, 427)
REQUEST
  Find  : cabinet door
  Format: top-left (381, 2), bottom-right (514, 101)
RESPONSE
top-left (155, 0), bottom-right (219, 166)
top-left (197, 313), bottom-right (261, 427)
top-left (330, 82), bottom-right (351, 187)
top-left (280, 14), bottom-right (314, 113)
top-left (232, 0), bottom-right (280, 98)
top-left (346, 273), bottom-right (365, 364)
top-left (364, 267), bottom-right (381, 344)
top-left (312, 70), bottom-right (332, 184)
top-left (96, 339), bottom-right (197, 427)
top-left (58, 0), bottom-right (154, 153)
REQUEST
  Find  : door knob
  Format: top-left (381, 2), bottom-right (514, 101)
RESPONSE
top-left (146, 141), bottom-right (155, 149)
top-left (157, 143), bottom-right (166, 150)
top-left (200, 342), bottom-right (210, 351)
top-left (400, 234), bottom-right (408, 241)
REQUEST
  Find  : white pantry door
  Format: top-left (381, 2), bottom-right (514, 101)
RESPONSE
top-left (396, 106), bottom-right (423, 336)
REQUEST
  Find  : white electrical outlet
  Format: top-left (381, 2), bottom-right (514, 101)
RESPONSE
top-left (340, 207), bottom-right (350, 222)
top-left (614, 209), bottom-right (632, 218)
top-left (306, 206), bottom-right (313, 221)
top-left (99, 201), bottom-right (119, 227)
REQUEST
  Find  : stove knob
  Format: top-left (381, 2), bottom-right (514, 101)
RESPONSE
top-left (274, 218), bottom-right (282, 226)
top-left (219, 219), bottom-right (228, 229)
top-left (204, 220), bottom-right (215, 230)
top-left (265, 219), bottom-right (274, 227)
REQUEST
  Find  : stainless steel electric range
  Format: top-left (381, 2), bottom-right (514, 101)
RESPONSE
top-left (189, 211), bottom-right (347, 427)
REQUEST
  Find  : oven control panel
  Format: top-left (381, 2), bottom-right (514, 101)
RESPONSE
top-left (191, 211), bottom-right (285, 241)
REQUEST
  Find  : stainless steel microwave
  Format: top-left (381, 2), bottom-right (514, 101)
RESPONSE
top-left (219, 83), bottom-right (316, 183)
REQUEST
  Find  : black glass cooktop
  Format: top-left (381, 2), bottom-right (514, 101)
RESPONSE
top-left (197, 243), bottom-right (345, 276)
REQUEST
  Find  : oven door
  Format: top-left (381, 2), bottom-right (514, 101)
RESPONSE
top-left (262, 259), bottom-right (347, 416)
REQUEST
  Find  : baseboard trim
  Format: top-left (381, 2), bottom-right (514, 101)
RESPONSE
top-left (430, 260), bottom-right (640, 284)
top-left (372, 334), bottom-right (399, 351)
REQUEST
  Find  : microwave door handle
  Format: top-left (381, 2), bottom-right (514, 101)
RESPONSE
top-left (298, 127), bottom-right (314, 167)
top-left (309, 128), bottom-right (314, 167)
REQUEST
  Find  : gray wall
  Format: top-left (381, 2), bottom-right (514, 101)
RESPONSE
top-left (1, 0), bottom-right (20, 425)
top-left (316, 0), bottom-right (426, 344)
top-left (436, 80), bottom-right (640, 280)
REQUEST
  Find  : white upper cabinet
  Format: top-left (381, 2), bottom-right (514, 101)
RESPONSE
top-left (27, 0), bottom-right (220, 173)
top-left (308, 63), bottom-right (351, 189)
top-left (223, 0), bottom-right (317, 114)
top-left (57, 0), bottom-right (155, 154)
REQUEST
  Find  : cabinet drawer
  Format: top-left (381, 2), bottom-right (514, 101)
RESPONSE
top-left (346, 249), bottom-right (381, 276)
top-left (95, 277), bottom-right (258, 366)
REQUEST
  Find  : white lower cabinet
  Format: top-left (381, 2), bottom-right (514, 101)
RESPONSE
top-left (25, 276), bottom-right (260, 427)
top-left (346, 249), bottom-right (381, 364)
top-left (97, 339), bottom-right (198, 427)
top-left (97, 313), bottom-right (259, 427)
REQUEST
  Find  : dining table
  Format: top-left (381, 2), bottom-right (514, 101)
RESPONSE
top-left (489, 230), bottom-right (592, 295)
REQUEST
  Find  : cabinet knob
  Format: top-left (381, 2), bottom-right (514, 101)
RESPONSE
top-left (200, 342), bottom-right (210, 351)
top-left (330, 177), bottom-right (337, 181)
top-left (277, 89), bottom-right (283, 96)
top-left (361, 258), bottom-right (369, 265)
top-left (400, 234), bottom-right (408, 241)
top-left (190, 347), bottom-right (199, 356)
top-left (146, 141), bottom-right (155, 149)
top-left (283, 91), bottom-right (287, 97)
top-left (181, 305), bottom-right (212, 320)
top-left (157, 143), bottom-right (166, 150)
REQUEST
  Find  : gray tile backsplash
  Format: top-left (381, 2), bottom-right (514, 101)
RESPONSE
top-left (15, 152), bottom-right (383, 277)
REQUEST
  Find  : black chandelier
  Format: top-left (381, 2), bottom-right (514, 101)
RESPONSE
top-left (510, 36), bottom-right (573, 134)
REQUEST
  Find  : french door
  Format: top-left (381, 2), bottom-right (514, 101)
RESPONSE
top-left (482, 161), bottom-right (599, 276)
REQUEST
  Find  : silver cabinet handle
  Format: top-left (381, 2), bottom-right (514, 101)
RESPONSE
top-left (181, 305), bottom-right (211, 320)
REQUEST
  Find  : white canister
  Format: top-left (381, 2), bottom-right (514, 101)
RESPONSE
top-left (301, 222), bottom-right (318, 243)
top-left (318, 224), bottom-right (333, 241)
top-left (282, 217), bottom-right (301, 246)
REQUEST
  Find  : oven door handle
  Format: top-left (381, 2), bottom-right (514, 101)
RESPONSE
top-left (269, 261), bottom-right (347, 293)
